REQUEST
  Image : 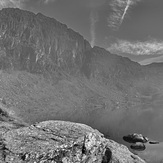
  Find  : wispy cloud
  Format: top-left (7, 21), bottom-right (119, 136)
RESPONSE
top-left (88, 0), bottom-right (142, 46)
top-left (108, 0), bottom-right (141, 30)
top-left (0, 0), bottom-right (25, 9)
top-left (107, 39), bottom-right (163, 55)
top-left (89, 0), bottom-right (105, 47)
top-left (90, 10), bottom-right (98, 47)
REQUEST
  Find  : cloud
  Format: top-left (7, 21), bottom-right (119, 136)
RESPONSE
top-left (0, 0), bottom-right (25, 9)
top-left (107, 39), bottom-right (163, 55)
top-left (89, 0), bottom-right (106, 47)
top-left (90, 10), bottom-right (98, 47)
top-left (41, 0), bottom-right (56, 4)
top-left (108, 0), bottom-right (141, 30)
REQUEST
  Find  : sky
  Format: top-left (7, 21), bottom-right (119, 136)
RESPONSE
top-left (1, 0), bottom-right (163, 63)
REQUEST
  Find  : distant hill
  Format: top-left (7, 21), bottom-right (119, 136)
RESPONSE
top-left (139, 55), bottom-right (163, 65)
top-left (114, 52), bottom-right (163, 63)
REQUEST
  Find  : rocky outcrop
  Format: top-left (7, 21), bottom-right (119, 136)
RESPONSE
top-left (130, 143), bottom-right (146, 151)
top-left (123, 134), bottom-right (147, 152)
top-left (123, 133), bottom-right (160, 146)
top-left (123, 133), bottom-right (159, 152)
top-left (0, 8), bottom-right (91, 74)
top-left (123, 133), bottom-right (149, 144)
top-left (0, 121), bottom-right (145, 163)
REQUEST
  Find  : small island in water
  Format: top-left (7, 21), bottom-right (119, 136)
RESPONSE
top-left (123, 133), bottom-right (163, 163)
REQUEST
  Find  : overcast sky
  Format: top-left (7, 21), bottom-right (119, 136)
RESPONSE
top-left (1, 0), bottom-right (163, 62)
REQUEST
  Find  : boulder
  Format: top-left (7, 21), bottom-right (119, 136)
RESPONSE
top-left (130, 142), bottom-right (146, 151)
top-left (0, 121), bottom-right (145, 163)
top-left (123, 133), bottom-right (148, 144)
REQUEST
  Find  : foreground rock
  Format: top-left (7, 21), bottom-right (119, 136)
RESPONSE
top-left (0, 121), bottom-right (145, 163)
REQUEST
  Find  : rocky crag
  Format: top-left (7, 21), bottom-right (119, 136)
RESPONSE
top-left (0, 120), bottom-right (145, 163)
top-left (0, 8), bottom-right (91, 74)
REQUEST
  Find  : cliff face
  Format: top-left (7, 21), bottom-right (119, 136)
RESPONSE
top-left (82, 46), bottom-right (142, 78)
top-left (0, 8), bottom-right (144, 82)
top-left (0, 120), bottom-right (145, 163)
top-left (81, 46), bottom-right (144, 92)
top-left (0, 8), bottom-right (91, 73)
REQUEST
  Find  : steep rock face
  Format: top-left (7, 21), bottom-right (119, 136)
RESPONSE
top-left (81, 46), bottom-right (143, 88)
top-left (0, 120), bottom-right (145, 163)
top-left (0, 8), bottom-right (91, 74)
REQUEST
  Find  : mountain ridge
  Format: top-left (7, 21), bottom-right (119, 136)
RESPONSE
top-left (0, 8), bottom-right (147, 78)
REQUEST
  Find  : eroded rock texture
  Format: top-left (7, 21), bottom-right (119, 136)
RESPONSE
top-left (0, 121), bottom-right (145, 163)
top-left (0, 8), bottom-right (91, 73)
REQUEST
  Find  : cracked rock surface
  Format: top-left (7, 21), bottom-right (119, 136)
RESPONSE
top-left (0, 121), bottom-right (145, 163)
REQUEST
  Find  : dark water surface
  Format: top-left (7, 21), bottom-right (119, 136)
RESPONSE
top-left (133, 143), bottom-right (163, 163)
top-left (96, 103), bottom-right (163, 163)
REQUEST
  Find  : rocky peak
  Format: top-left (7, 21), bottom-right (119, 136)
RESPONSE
top-left (0, 8), bottom-right (91, 73)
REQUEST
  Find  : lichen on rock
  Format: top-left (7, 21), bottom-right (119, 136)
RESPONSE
top-left (0, 120), bottom-right (145, 163)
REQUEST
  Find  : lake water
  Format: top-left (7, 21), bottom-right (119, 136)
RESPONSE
top-left (131, 142), bottom-right (163, 163)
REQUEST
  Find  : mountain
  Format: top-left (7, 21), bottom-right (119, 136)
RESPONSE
top-left (0, 8), bottom-right (163, 160)
top-left (0, 8), bottom-right (91, 74)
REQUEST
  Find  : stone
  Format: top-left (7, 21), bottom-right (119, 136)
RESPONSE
top-left (130, 142), bottom-right (146, 151)
top-left (0, 120), bottom-right (145, 163)
top-left (149, 141), bottom-right (159, 144)
top-left (123, 133), bottom-right (149, 144)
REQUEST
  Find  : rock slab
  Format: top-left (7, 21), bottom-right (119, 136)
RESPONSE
top-left (0, 121), bottom-right (145, 163)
